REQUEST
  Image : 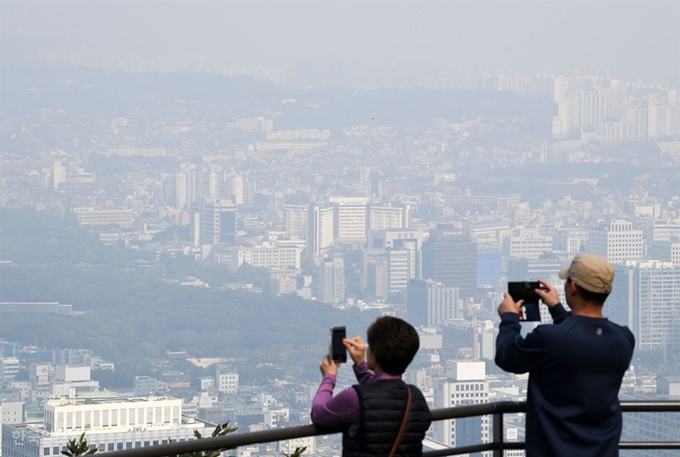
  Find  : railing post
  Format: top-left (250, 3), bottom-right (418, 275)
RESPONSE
top-left (493, 412), bottom-right (504, 457)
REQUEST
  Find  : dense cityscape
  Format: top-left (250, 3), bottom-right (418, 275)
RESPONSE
top-left (1, 2), bottom-right (679, 456)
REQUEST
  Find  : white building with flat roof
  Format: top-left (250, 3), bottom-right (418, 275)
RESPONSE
top-left (231, 245), bottom-right (301, 272)
top-left (433, 360), bottom-right (490, 449)
top-left (589, 220), bottom-right (643, 265)
top-left (330, 197), bottom-right (368, 242)
top-left (2, 395), bottom-right (206, 457)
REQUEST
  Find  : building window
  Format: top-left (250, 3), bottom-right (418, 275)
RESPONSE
top-left (44, 447), bottom-right (50, 455)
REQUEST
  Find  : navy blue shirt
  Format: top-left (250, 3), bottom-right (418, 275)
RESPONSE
top-left (495, 303), bottom-right (635, 457)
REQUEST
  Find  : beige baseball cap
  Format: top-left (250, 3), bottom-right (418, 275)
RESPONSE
top-left (558, 253), bottom-right (615, 294)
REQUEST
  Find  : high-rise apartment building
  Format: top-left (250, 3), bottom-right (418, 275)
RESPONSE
top-left (316, 257), bottom-right (345, 304)
top-left (422, 224), bottom-right (478, 299)
top-left (589, 220), bottom-right (643, 265)
top-left (610, 261), bottom-right (680, 352)
top-left (407, 279), bottom-right (460, 327)
top-left (385, 249), bottom-right (410, 296)
top-left (307, 203), bottom-right (334, 257)
top-left (225, 174), bottom-right (255, 206)
top-left (432, 361), bottom-right (489, 449)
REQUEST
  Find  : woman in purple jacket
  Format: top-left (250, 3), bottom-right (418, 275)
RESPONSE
top-left (311, 316), bottom-right (431, 456)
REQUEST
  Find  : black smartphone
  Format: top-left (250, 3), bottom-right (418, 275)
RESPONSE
top-left (508, 281), bottom-right (541, 322)
top-left (329, 326), bottom-right (347, 363)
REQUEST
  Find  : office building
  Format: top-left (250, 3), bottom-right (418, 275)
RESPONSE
top-left (72, 209), bottom-right (134, 227)
top-left (442, 320), bottom-right (497, 361)
top-left (316, 257), bottom-right (345, 304)
top-left (432, 361), bottom-right (489, 449)
top-left (133, 376), bottom-right (159, 397)
top-left (284, 204), bottom-right (308, 237)
top-left (368, 228), bottom-right (425, 279)
top-left (366, 205), bottom-right (409, 233)
top-left (503, 229), bottom-right (553, 260)
top-left (307, 203), bottom-right (334, 257)
top-left (216, 365), bottom-right (238, 394)
top-left (610, 261), bottom-right (680, 352)
top-left (329, 197), bottom-right (368, 244)
top-left (506, 255), bottom-right (569, 282)
top-left (422, 224), bottom-right (478, 299)
top-left (231, 245), bottom-right (301, 272)
top-left (366, 258), bottom-right (388, 299)
top-left (0, 357), bottom-right (20, 384)
top-left (553, 228), bottom-right (589, 253)
top-left (648, 239), bottom-right (680, 264)
top-left (407, 279), bottom-right (460, 327)
top-left (385, 249), bottom-right (410, 296)
top-left (189, 198), bottom-right (236, 245)
top-left (1, 395), bottom-right (206, 457)
top-left (52, 161), bottom-right (66, 189)
top-left (590, 220), bottom-right (643, 265)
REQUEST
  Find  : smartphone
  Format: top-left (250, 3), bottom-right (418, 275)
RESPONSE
top-left (329, 326), bottom-right (347, 363)
top-left (508, 281), bottom-right (541, 322)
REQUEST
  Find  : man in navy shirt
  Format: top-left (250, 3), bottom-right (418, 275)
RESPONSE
top-left (496, 253), bottom-right (635, 457)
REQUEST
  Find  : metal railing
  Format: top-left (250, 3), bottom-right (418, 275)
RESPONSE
top-left (108, 400), bottom-right (680, 457)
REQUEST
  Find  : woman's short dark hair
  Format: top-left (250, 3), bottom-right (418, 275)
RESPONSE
top-left (366, 316), bottom-right (420, 375)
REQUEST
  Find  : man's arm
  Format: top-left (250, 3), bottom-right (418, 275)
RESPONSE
top-left (536, 279), bottom-right (571, 324)
top-left (548, 302), bottom-right (570, 324)
top-left (495, 313), bottom-right (553, 374)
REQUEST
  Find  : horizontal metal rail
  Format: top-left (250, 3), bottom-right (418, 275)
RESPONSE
top-left (105, 400), bottom-right (680, 457)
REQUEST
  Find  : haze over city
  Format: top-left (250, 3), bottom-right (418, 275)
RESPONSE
top-left (0, 1), bottom-right (679, 456)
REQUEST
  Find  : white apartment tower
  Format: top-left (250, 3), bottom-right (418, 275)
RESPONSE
top-left (307, 203), bottom-right (334, 256)
top-left (589, 220), bottom-right (643, 265)
top-left (385, 249), bottom-right (410, 296)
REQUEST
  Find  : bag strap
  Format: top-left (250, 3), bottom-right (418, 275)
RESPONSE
top-left (388, 386), bottom-right (412, 457)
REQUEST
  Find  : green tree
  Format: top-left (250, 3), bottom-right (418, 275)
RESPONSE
top-left (60, 433), bottom-right (97, 457)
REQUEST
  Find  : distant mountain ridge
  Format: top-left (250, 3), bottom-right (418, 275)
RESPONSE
top-left (1, 63), bottom-right (555, 133)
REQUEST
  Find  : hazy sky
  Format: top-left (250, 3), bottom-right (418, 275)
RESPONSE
top-left (2, 0), bottom-right (679, 88)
